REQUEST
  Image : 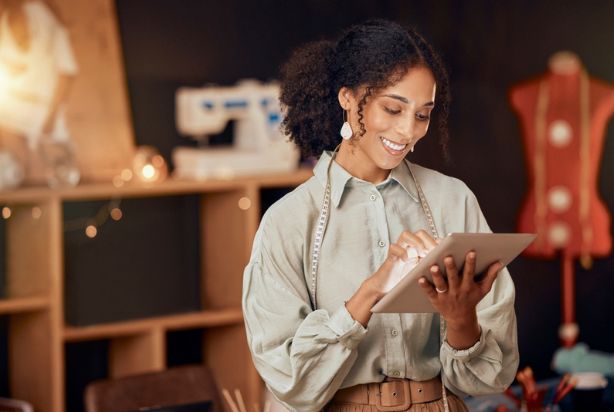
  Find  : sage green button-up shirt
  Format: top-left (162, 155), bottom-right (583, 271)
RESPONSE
top-left (242, 151), bottom-right (519, 412)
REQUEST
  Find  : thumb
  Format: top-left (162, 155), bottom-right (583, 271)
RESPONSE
top-left (480, 262), bottom-right (503, 295)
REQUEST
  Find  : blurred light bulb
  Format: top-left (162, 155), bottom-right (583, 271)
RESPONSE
top-left (85, 225), bottom-right (97, 238)
top-left (132, 146), bottom-right (168, 183)
top-left (142, 164), bottom-right (155, 180)
top-left (2, 206), bottom-right (11, 219)
top-left (110, 207), bottom-right (123, 221)
top-left (121, 168), bottom-right (133, 182)
top-left (112, 175), bottom-right (125, 188)
top-left (238, 197), bottom-right (251, 210)
top-left (31, 207), bottom-right (42, 219)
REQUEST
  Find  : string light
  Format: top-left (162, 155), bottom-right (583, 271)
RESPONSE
top-left (141, 164), bottom-right (156, 180)
top-left (63, 147), bottom-right (165, 238)
top-left (31, 207), bottom-right (42, 219)
top-left (10, 148), bottom-right (166, 238)
top-left (120, 168), bottom-right (133, 182)
top-left (110, 207), bottom-right (123, 221)
top-left (112, 175), bottom-right (125, 188)
top-left (132, 146), bottom-right (168, 183)
top-left (85, 224), bottom-right (97, 238)
top-left (238, 197), bottom-right (251, 210)
top-left (63, 198), bottom-right (123, 238)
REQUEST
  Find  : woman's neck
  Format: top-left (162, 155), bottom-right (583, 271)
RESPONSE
top-left (335, 142), bottom-right (390, 184)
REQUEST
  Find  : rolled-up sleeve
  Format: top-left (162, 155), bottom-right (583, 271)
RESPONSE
top-left (440, 189), bottom-right (520, 395)
top-left (242, 207), bottom-right (368, 411)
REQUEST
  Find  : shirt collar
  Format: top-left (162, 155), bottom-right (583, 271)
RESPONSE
top-left (313, 151), bottom-right (353, 207)
top-left (390, 159), bottom-right (420, 203)
top-left (314, 151), bottom-right (420, 206)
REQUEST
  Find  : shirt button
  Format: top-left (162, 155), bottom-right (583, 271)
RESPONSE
top-left (370, 194), bottom-right (377, 201)
top-left (391, 370), bottom-right (401, 377)
top-left (378, 240), bottom-right (386, 247)
top-left (391, 329), bottom-right (398, 337)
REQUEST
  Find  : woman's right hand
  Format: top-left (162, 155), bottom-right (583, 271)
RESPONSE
top-left (345, 230), bottom-right (437, 326)
top-left (368, 229), bottom-right (439, 295)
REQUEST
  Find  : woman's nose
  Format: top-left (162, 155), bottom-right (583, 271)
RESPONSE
top-left (395, 116), bottom-right (414, 140)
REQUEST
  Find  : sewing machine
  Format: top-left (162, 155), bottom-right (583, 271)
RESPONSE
top-left (173, 79), bottom-right (300, 179)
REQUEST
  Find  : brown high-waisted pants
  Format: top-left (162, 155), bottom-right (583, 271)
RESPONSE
top-left (324, 377), bottom-right (469, 412)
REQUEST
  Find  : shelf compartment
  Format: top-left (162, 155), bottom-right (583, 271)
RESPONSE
top-left (63, 308), bottom-right (243, 342)
top-left (0, 296), bottom-right (50, 315)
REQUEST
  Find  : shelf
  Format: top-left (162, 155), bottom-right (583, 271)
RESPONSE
top-left (0, 167), bottom-right (314, 203)
top-left (0, 167), bottom-right (309, 411)
top-left (0, 295), bottom-right (50, 315)
top-left (63, 308), bottom-right (244, 342)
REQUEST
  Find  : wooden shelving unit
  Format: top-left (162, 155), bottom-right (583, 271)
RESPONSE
top-left (0, 296), bottom-right (50, 314)
top-left (0, 167), bottom-right (313, 412)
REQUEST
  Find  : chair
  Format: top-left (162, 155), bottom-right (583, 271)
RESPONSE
top-left (84, 364), bottom-right (222, 412)
top-left (0, 397), bottom-right (33, 412)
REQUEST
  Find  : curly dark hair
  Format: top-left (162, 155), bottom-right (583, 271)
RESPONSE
top-left (279, 19), bottom-right (451, 159)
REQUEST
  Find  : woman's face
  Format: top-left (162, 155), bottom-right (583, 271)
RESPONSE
top-left (338, 66), bottom-right (437, 182)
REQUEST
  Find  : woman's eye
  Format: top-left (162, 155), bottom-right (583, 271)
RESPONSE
top-left (384, 107), bottom-right (401, 115)
top-left (416, 113), bottom-right (431, 121)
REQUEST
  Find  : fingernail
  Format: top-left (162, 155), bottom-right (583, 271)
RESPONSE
top-left (419, 277), bottom-right (426, 285)
top-left (469, 252), bottom-right (476, 259)
top-left (430, 265), bottom-right (438, 273)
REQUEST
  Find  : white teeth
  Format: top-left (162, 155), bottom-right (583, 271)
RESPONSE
top-left (381, 137), bottom-right (407, 151)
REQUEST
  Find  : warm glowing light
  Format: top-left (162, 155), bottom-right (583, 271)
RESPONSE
top-left (141, 164), bottom-right (156, 180)
top-left (238, 197), bottom-right (251, 210)
top-left (2, 207), bottom-right (11, 219)
top-left (152, 155), bottom-right (165, 167)
top-left (120, 168), bottom-right (133, 181)
top-left (31, 207), bottom-right (42, 219)
top-left (132, 146), bottom-right (168, 183)
top-left (112, 175), bottom-right (125, 188)
top-left (0, 68), bottom-right (10, 108)
top-left (85, 225), bottom-right (97, 238)
top-left (110, 208), bottom-right (123, 221)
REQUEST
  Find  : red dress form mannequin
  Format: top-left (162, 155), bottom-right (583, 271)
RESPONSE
top-left (509, 51), bottom-right (614, 347)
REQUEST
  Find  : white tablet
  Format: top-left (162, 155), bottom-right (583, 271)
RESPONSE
top-left (370, 233), bottom-right (536, 313)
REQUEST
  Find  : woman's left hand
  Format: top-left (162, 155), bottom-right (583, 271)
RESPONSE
top-left (418, 252), bottom-right (503, 349)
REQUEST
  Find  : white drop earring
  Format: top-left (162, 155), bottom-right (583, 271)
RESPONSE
top-left (410, 146), bottom-right (415, 153)
top-left (340, 110), bottom-right (353, 140)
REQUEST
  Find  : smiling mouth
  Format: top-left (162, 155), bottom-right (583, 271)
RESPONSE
top-left (380, 137), bottom-right (407, 152)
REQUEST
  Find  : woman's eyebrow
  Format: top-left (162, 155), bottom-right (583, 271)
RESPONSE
top-left (382, 94), bottom-right (434, 107)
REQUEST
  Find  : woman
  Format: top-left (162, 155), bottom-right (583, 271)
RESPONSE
top-left (243, 19), bottom-right (518, 412)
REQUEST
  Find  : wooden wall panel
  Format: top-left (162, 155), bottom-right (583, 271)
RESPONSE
top-left (52, 0), bottom-right (135, 181)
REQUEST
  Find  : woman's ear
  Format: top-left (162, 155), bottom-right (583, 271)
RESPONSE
top-left (337, 87), bottom-right (353, 110)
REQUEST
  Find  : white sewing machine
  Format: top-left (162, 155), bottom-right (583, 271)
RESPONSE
top-left (173, 79), bottom-right (300, 179)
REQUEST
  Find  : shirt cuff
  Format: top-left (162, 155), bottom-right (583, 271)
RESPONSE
top-left (328, 305), bottom-right (368, 350)
top-left (442, 327), bottom-right (489, 362)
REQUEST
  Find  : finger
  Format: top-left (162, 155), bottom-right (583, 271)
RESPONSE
top-left (397, 231), bottom-right (426, 252)
top-left (461, 251), bottom-right (477, 289)
top-left (414, 229), bottom-right (438, 251)
top-left (430, 265), bottom-right (448, 293)
top-left (443, 256), bottom-right (459, 289)
top-left (418, 276), bottom-right (437, 299)
top-left (479, 261), bottom-right (503, 295)
top-left (388, 244), bottom-right (408, 262)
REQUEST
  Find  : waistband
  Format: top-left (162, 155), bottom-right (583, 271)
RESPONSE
top-left (330, 376), bottom-right (445, 411)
